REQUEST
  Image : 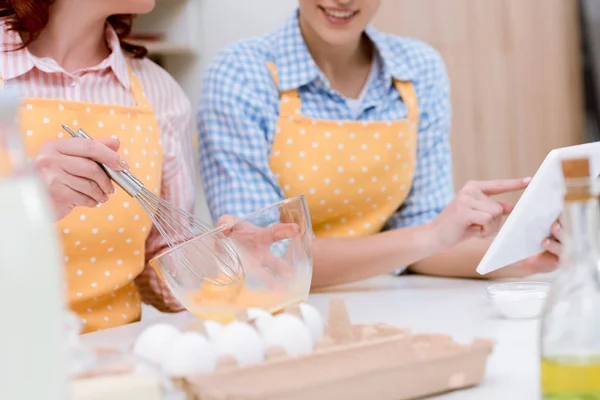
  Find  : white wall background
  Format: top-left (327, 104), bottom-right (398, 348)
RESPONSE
top-left (144, 0), bottom-right (298, 320)
top-left (196, 0), bottom-right (298, 89)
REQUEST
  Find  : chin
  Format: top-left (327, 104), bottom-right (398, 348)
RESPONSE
top-left (134, 0), bottom-right (156, 14)
top-left (318, 30), bottom-right (362, 47)
top-left (117, 0), bottom-right (156, 14)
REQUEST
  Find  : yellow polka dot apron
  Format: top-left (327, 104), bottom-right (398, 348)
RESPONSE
top-left (267, 63), bottom-right (418, 237)
top-left (8, 64), bottom-right (163, 333)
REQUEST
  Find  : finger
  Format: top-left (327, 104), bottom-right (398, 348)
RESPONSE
top-left (56, 138), bottom-right (129, 171)
top-left (221, 221), bottom-right (300, 245)
top-left (62, 173), bottom-right (109, 204)
top-left (464, 189), bottom-right (512, 217)
top-left (60, 156), bottom-right (115, 195)
top-left (55, 183), bottom-right (98, 209)
top-left (542, 237), bottom-right (562, 257)
top-left (271, 223), bottom-right (301, 242)
top-left (498, 201), bottom-right (515, 215)
top-left (231, 249), bottom-right (281, 288)
top-left (469, 197), bottom-right (504, 218)
top-left (489, 215), bottom-right (503, 236)
top-left (467, 210), bottom-right (496, 237)
top-left (222, 221), bottom-right (255, 241)
top-left (479, 218), bottom-right (502, 238)
top-left (469, 177), bottom-right (531, 196)
top-left (468, 198), bottom-right (505, 235)
top-left (523, 252), bottom-right (559, 275)
top-left (262, 252), bottom-right (295, 279)
top-left (217, 215), bottom-right (238, 228)
top-left (250, 223), bottom-right (300, 245)
top-left (217, 215), bottom-right (242, 238)
top-left (98, 138), bottom-right (120, 152)
top-left (550, 221), bottom-right (562, 243)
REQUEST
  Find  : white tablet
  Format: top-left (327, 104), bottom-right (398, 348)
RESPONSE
top-left (477, 141), bottom-right (600, 275)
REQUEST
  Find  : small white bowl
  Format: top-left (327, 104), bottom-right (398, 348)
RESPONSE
top-left (486, 282), bottom-right (550, 319)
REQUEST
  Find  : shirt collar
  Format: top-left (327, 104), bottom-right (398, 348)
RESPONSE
top-left (103, 25), bottom-right (130, 89)
top-left (272, 11), bottom-right (322, 91)
top-left (0, 21), bottom-right (35, 81)
top-left (364, 24), bottom-right (417, 82)
top-left (272, 11), bottom-right (417, 92)
top-left (0, 20), bottom-right (130, 89)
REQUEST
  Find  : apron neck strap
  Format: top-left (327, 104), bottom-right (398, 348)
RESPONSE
top-left (269, 62), bottom-right (419, 122)
top-left (127, 62), bottom-right (152, 111)
top-left (393, 80), bottom-right (419, 123)
top-left (267, 62), bottom-right (302, 118)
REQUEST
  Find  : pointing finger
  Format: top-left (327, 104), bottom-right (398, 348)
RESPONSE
top-left (470, 177), bottom-right (532, 196)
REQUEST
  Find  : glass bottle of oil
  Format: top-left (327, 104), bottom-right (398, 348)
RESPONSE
top-left (540, 157), bottom-right (600, 400)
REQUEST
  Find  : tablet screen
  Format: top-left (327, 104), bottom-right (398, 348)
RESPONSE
top-left (477, 141), bottom-right (600, 275)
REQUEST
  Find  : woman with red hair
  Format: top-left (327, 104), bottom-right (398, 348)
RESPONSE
top-left (0, 0), bottom-right (195, 332)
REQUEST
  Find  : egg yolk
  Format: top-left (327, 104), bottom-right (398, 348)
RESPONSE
top-left (185, 282), bottom-right (304, 324)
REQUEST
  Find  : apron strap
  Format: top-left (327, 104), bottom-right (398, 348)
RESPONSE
top-left (127, 62), bottom-right (153, 111)
top-left (266, 63), bottom-right (418, 123)
top-left (266, 62), bottom-right (302, 119)
top-left (393, 80), bottom-right (419, 123)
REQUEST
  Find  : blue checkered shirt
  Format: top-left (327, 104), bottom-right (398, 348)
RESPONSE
top-left (197, 10), bottom-right (454, 232)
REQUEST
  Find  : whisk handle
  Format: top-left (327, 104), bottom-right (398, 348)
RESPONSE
top-left (61, 125), bottom-right (144, 197)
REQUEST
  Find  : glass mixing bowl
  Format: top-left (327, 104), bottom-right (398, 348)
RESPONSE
top-left (149, 195), bottom-right (314, 323)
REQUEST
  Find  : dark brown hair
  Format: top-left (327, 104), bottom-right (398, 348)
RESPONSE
top-left (0, 0), bottom-right (147, 58)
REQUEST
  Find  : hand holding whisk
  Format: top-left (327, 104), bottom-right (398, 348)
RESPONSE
top-left (61, 124), bottom-right (243, 287)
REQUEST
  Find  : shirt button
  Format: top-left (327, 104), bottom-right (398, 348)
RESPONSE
top-left (69, 80), bottom-right (77, 87)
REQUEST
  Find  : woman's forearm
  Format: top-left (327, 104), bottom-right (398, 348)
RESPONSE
top-left (310, 223), bottom-right (441, 288)
top-left (409, 237), bottom-right (530, 280)
top-left (310, 231), bottom-right (531, 288)
top-left (408, 237), bottom-right (490, 279)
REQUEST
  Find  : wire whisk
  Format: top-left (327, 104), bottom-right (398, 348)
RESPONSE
top-left (62, 124), bottom-right (243, 287)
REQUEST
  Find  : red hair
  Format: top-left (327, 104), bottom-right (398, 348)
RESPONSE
top-left (0, 0), bottom-right (147, 58)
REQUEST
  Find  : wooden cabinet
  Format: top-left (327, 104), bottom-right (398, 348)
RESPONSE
top-left (373, 0), bottom-right (584, 200)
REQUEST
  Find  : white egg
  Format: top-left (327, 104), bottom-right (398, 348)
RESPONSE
top-left (299, 303), bottom-right (325, 342)
top-left (133, 324), bottom-right (182, 365)
top-left (253, 317), bottom-right (274, 338)
top-left (203, 320), bottom-right (224, 342)
top-left (247, 308), bottom-right (274, 337)
top-left (247, 308), bottom-right (273, 321)
top-left (215, 321), bottom-right (265, 367)
top-left (264, 314), bottom-right (313, 356)
top-left (162, 332), bottom-right (217, 377)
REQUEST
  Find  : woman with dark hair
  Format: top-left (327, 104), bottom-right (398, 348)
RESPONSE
top-left (0, 0), bottom-right (195, 332)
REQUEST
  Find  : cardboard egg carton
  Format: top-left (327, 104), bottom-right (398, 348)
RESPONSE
top-left (176, 298), bottom-right (494, 400)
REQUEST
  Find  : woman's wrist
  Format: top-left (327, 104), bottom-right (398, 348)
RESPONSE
top-left (388, 221), bottom-right (446, 262)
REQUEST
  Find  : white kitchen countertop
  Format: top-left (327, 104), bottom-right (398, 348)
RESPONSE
top-left (82, 275), bottom-right (549, 399)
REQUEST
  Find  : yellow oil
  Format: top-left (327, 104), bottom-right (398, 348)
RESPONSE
top-left (541, 356), bottom-right (600, 399)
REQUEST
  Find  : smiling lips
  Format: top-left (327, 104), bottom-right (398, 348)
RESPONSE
top-left (320, 6), bottom-right (359, 25)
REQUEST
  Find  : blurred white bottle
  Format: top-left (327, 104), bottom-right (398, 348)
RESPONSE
top-left (0, 88), bottom-right (67, 398)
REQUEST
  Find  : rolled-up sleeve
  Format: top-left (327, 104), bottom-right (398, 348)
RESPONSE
top-left (197, 50), bottom-right (283, 223)
top-left (385, 49), bottom-right (454, 231)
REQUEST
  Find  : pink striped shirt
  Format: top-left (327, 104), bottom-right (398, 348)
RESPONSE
top-left (0, 20), bottom-right (194, 312)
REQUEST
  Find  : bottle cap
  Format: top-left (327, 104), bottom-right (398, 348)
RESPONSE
top-left (561, 157), bottom-right (590, 180)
